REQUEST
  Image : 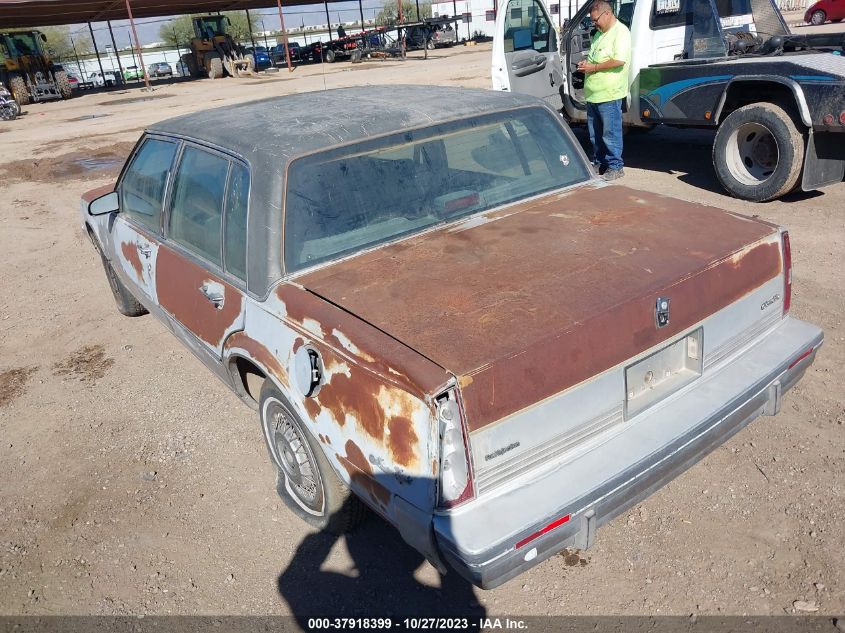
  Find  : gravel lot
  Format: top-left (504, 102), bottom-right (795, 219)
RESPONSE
top-left (0, 37), bottom-right (843, 620)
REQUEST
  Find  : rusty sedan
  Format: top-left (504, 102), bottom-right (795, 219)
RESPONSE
top-left (80, 86), bottom-right (823, 589)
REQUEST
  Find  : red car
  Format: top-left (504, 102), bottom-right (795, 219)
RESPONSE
top-left (804, 0), bottom-right (845, 25)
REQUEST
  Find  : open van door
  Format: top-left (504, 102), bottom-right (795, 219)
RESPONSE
top-left (491, 0), bottom-right (565, 110)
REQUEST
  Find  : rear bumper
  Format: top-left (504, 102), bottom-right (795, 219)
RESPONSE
top-left (433, 317), bottom-right (823, 589)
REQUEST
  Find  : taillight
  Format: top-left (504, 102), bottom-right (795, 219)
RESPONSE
top-left (437, 390), bottom-right (474, 508)
top-left (782, 231), bottom-right (792, 315)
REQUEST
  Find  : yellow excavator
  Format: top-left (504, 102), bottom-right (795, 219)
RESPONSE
top-left (180, 16), bottom-right (254, 79)
top-left (1, 30), bottom-right (72, 106)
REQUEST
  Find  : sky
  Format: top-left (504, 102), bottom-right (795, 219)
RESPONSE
top-left (70, 0), bottom-right (435, 48)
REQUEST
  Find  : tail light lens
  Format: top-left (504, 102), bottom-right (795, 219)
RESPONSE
top-left (437, 390), bottom-right (474, 508)
top-left (782, 231), bottom-right (792, 315)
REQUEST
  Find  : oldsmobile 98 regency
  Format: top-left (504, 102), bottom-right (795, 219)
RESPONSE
top-left (81, 86), bottom-right (823, 589)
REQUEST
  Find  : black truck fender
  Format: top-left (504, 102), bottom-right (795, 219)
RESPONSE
top-left (714, 76), bottom-right (812, 128)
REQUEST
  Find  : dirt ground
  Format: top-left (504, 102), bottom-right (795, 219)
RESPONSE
top-left (1, 39), bottom-right (844, 621)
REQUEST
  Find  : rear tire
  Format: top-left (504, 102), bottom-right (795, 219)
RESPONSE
top-left (712, 102), bottom-right (804, 202)
top-left (9, 74), bottom-right (29, 107)
top-left (90, 233), bottom-right (148, 317)
top-left (54, 70), bottom-right (72, 99)
top-left (324, 48), bottom-right (336, 63)
top-left (207, 55), bottom-right (224, 79)
top-left (259, 381), bottom-right (368, 534)
top-left (810, 9), bottom-right (826, 24)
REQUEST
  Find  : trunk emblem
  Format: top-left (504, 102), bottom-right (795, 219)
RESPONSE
top-left (656, 297), bottom-right (670, 328)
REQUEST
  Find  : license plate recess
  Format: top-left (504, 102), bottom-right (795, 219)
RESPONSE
top-left (625, 328), bottom-right (703, 419)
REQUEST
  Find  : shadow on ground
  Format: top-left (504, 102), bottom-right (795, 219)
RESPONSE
top-left (277, 513), bottom-right (485, 626)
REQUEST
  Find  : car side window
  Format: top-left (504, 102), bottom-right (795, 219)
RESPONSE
top-left (121, 138), bottom-right (178, 232)
top-left (503, 0), bottom-right (555, 53)
top-left (224, 162), bottom-right (249, 282)
top-left (167, 146), bottom-right (229, 267)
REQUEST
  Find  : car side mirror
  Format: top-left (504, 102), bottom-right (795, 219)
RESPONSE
top-left (88, 191), bottom-right (120, 216)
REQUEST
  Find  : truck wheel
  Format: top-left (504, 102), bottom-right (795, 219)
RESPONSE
top-left (810, 9), bottom-right (826, 24)
top-left (324, 48), bottom-right (336, 63)
top-left (243, 53), bottom-right (255, 73)
top-left (259, 381), bottom-right (368, 534)
top-left (90, 233), bottom-right (148, 317)
top-left (9, 74), bottom-right (29, 106)
top-left (712, 103), bottom-right (804, 202)
top-left (208, 56), bottom-right (224, 79)
top-left (54, 70), bottom-right (72, 99)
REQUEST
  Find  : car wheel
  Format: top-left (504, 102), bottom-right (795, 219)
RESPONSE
top-left (324, 48), bottom-right (336, 63)
top-left (810, 9), bottom-right (826, 24)
top-left (90, 233), bottom-right (148, 317)
top-left (259, 381), bottom-right (368, 534)
top-left (712, 102), bottom-right (804, 202)
top-left (9, 74), bottom-right (29, 107)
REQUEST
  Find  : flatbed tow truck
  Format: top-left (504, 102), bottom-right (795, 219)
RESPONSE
top-left (493, 0), bottom-right (845, 201)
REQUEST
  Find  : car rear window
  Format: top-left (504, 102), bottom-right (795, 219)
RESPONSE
top-left (284, 107), bottom-right (589, 273)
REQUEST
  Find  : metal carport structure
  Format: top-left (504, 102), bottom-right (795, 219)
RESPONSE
top-left (0, 0), bottom-right (384, 86)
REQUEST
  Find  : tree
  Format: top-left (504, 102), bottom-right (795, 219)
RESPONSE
top-left (38, 26), bottom-right (92, 61)
top-left (158, 11), bottom-right (258, 47)
top-left (375, 0), bottom-right (432, 25)
top-left (159, 15), bottom-right (194, 48)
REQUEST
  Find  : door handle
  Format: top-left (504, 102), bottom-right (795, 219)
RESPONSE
top-left (511, 54), bottom-right (548, 77)
top-left (199, 282), bottom-right (225, 310)
top-left (136, 242), bottom-right (152, 258)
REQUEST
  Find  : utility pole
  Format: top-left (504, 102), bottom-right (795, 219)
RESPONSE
top-left (124, 0), bottom-right (151, 90)
top-left (397, 0), bottom-right (405, 58)
top-left (245, 9), bottom-right (257, 49)
top-left (276, 0), bottom-right (293, 71)
top-left (88, 22), bottom-right (106, 82)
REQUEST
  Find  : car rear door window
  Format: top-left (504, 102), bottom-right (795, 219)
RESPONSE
top-left (224, 162), bottom-right (249, 282)
top-left (121, 138), bottom-right (178, 232)
top-left (167, 146), bottom-right (229, 267)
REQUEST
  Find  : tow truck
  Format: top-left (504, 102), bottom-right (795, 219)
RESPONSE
top-left (492, 0), bottom-right (845, 201)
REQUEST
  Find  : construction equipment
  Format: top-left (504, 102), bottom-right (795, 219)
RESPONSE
top-left (0, 30), bottom-right (72, 106)
top-left (180, 16), bottom-right (254, 79)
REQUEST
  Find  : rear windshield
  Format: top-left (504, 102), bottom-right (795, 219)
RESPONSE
top-left (284, 107), bottom-right (589, 273)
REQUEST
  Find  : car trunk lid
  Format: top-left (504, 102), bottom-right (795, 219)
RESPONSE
top-left (296, 185), bottom-right (782, 431)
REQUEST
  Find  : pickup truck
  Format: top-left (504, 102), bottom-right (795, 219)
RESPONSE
top-left (492, 0), bottom-right (845, 201)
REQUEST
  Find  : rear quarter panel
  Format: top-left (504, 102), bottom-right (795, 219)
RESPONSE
top-left (224, 283), bottom-right (451, 517)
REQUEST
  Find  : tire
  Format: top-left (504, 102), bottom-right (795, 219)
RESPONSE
top-left (207, 55), bottom-right (224, 79)
top-left (259, 381), bottom-right (368, 534)
top-left (324, 48), bottom-right (336, 63)
top-left (350, 49), bottom-right (363, 63)
top-left (90, 232), bottom-right (148, 317)
top-left (9, 74), bottom-right (29, 107)
top-left (0, 104), bottom-right (16, 121)
top-left (54, 70), bottom-right (72, 99)
top-left (810, 9), bottom-right (826, 24)
top-left (243, 53), bottom-right (255, 73)
top-left (182, 53), bottom-right (200, 78)
top-left (712, 102), bottom-right (805, 202)
top-left (426, 39), bottom-right (436, 50)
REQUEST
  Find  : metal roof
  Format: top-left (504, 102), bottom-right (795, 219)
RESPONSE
top-left (0, 0), bottom-right (347, 29)
top-left (149, 84), bottom-right (544, 165)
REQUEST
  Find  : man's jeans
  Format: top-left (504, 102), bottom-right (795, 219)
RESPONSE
top-left (586, 99), bottom-right (624, 171)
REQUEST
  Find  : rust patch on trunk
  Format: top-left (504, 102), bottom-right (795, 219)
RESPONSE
top-left (223, 332), bottom-right (289, 388)
top-left (387, 416), bottom-right (417, 467)
top-left (120, 241), bottom-right (143, 280)
top-left (156, 246), bottom-right (244, 348)
top-left (295, 186), bottom-right (781, 431)
top-left (337, 439), bottom-right (391, 507)
top-left (276, 284), bottom-right (448, 398)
